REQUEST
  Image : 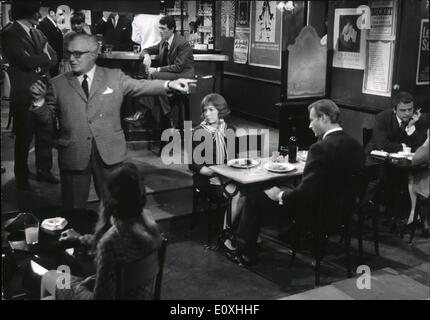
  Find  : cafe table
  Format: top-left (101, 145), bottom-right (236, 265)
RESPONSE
top-left (370, 151), bottom-right (428, 235)
top-left (209, 157), bottom-right (306, 264)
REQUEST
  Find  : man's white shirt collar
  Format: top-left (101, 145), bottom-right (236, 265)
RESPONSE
top-left (77, 65), bottom-right (97, 91)
top-left (166, 33), bottom-right (174, 48)
top-left (323, 127), bottom-right (343, 139)
top-left (46, 15), bottom-right (57, 27)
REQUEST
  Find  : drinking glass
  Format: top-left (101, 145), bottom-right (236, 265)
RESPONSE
top-left (133, 44), bottom-right (141, 54)
top-left (104, 44), bottom-right (113, 54)
top-left (25, 219), bottom-right (39, 245)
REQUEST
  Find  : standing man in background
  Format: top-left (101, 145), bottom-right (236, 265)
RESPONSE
top-left (38, 6), bottom-right (65, 76)
top-left (2, 3), bottom-right (58, 190)
top-left (93, 11), bottom-right (133, 51)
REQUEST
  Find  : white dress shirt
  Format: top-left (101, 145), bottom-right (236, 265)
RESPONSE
top-left (395, 114), bottom-right (416, 136)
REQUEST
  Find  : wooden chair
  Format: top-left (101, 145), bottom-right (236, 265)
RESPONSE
top-left (117, 237), bottom-right (167, 300)
top-left (190, 134), bottom-right (264, 247)
top-left (289, 173), bottom-right (361, 287)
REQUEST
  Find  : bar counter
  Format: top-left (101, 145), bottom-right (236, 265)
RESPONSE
top-left (98, 51), bottom-right (229, 62)
top-left (97, 51), bottom-right (229, 125)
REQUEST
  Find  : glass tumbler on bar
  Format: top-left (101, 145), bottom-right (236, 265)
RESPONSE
top-left (24, 219), bottom-right (39, 245)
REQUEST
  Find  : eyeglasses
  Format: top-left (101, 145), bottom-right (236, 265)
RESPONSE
top-left (66, 50), bottom-right (90, 59)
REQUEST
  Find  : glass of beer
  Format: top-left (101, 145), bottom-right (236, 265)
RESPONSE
top-left (24, 219), bottom-right (39, 245)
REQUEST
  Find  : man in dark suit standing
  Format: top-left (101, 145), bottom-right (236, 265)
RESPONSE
top-left (37, 7), bottom-right (64, 76)
top-left (132, 15), bottom-right (194, 131)
top-left (29, 33), bottom-right (195, 209)
top-left (93, 11), bottom-right (133, 51)
top-left (2, 4), bottom-right (58, 190)
top-left (236, 99), bottom-right (364, 265)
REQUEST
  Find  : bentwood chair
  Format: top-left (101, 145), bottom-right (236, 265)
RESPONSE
top-left (117, 237), bottom-right (167, 300)
top-left (191, 134), bottom-right (264, 247)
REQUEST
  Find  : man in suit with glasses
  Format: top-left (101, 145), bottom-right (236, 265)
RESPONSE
top-left (29, 33), bottom-right (195, 209)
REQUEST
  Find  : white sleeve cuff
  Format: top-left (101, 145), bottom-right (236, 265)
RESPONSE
top-left (405, 125), bottom-right (416, 136)
top-left (33, 98), bottom-right (45, 109)
top-left (278, 191), bottom-right (284, 205)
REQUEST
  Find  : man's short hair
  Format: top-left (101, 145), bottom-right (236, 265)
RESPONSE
top-left (308, 99), bottom-right (340, 124)
top-left (159, 15), bottom-right (176, 31)
top-left (10, 3), bottom-right (40, 20)
top-left (68, 33), bottom-right (99, 52)
top-left (392, 92), bottom-right (414, 109)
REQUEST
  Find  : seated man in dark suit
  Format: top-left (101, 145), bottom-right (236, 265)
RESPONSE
top-left (93, 11), bottom-right (133, 51)
top-left (363, 92), bottom-right (429, 223)
top-left (236, 99), bottom-right (364, 265)
top-left (127, 15), bottom-right (194, 131)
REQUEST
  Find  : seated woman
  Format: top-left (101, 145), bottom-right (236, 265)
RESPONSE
top-left (40, 162), bottom-right (163, 300)
top-left (406, 131), bottom-right (429, 237)
top-left (189, 93), bottom-right (245, 254)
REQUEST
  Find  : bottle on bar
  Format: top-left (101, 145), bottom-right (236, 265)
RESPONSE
top-left (208, 34), bottom-right (214, 50)
top-left (288, 127), bottom-right (298, 163)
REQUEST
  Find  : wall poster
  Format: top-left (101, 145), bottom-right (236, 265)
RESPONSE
top-left (248, 1), bottom-right (282, 69)
top-left (416, 19), bottom-right (429, 85)
top-left (362, 40), bottom-right (394, 96)
top-left (369, 0), bottom-right (397, 40)
top-left (234, 0), bottom-right (251, 64)
top-left (221, 1), bottom-right (236, 38)
top-left (332, 8), bottom-right (366, 70)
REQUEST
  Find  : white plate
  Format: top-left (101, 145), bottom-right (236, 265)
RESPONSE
top-left (264, 162), bottom-right (296, 173)
top-left (389, 153), bottom-right (412, 159)
top-left (227, 158), bottom-right (260, 169)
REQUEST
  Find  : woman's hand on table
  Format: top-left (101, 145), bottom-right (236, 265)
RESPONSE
top-left (59, 228), bottom-right (81, 245)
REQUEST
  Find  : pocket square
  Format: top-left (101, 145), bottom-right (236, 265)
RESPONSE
top-left (102, 87), bottom-right (113, 94)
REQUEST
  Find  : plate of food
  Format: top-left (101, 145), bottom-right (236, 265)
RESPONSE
top-left (264, 162), bottom-right (296, 173)
top-left (227, 158), bottom-right (260, 169)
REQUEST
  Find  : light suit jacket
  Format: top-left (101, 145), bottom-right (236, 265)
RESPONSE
top-left (32, 66), bottom-right (167, 171)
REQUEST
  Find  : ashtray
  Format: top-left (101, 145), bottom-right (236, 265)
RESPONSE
top-left (41, 217), bottom-right (68, 232)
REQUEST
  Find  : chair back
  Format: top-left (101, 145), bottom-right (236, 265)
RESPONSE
top-left (314, 172), bottom-right (361, 235)
top-left (362, 128), bottom-right (373, 148)
top-left (117, 237), bottom-right (167, 300)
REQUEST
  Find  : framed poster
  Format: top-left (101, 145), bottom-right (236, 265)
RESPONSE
top-left (368, 0), bottom-right (397, 40)
top-left (362, 40), bottom-right (394, 97)
top-left (248, 1), bottom-right (282, 69)
top-left (416, 19), bottom-right (429, 85)
top-left (332, 8), bottom-right (366, 70)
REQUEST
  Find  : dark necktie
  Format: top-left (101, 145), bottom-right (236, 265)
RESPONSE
top-left (161, 41), bottom-right (169, 66)
top-left (400, 120), bottom-right (408, 131)
top-left (81, 74), bottom-right (89, 98)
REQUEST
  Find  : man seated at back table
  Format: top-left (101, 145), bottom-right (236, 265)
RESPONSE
top-left (125, 15), bottom-right (194, 132)
top-left (235, 99), bottom-right (364, 266)
top-left (363, 92), bottom-right (429, 226)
